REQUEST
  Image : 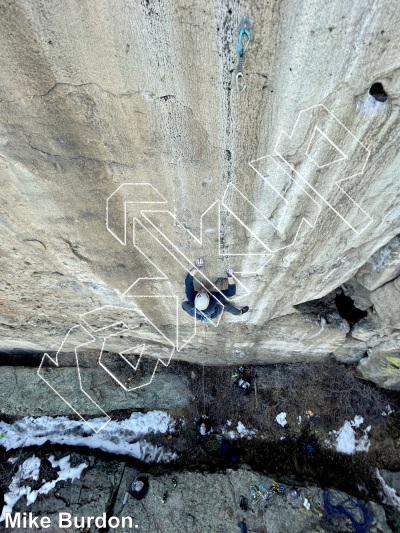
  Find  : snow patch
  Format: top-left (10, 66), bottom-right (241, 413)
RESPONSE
top-left (0, 411), bottom-right (177, 463)
top-left (0, 455), bottom-right (87, 523)
top-left (381, 404), bottom-right (394, 417)
top-left (224, 421), bottom-right (256, 439)
top-left (275, 412), bottom-right (287, 427)
top-left (237, 421), bottom-right (256, 438)
top-left (26, 455), bottom-right (87, 505)
top-left (327, 416), bottom-right (371, 454)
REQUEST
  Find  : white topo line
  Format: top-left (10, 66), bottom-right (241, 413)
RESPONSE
top-left (38, 103), bottom-right (374, 432)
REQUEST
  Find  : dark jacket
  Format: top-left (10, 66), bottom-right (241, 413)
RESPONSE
top-left (238, 522), bottom-right (247, 533)
top-left (183, 273), bottom-right (236, 320)
top-left (195, 416), bottom-right (211, 434)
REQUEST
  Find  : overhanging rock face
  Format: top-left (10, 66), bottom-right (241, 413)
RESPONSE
top-left (0, 2), bottom-right (399, 373)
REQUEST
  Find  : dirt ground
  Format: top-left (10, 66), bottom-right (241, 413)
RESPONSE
top-left (1, 359), bottom-right (399, 529)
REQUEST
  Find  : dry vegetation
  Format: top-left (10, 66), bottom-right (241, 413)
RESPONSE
top-left (166, 358), bottom-right (399, 443)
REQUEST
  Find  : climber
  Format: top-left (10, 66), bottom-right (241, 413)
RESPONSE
top-left (231, 366), bottom-right (251, 395)
top-left (195, 415), bottom-right (211, 437)
top-left (196, 415), bottom-right (210, 436)
top-left (181, 258), bottom-right (249, 321)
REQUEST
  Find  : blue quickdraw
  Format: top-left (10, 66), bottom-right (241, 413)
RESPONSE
top-left (237, 28), bottom-right (251, 57)
top-left (236, 19), bottom-right (251, 92)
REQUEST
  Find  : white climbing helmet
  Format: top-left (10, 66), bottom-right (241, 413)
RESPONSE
top-left (195, 291), bottom-right (210, 311)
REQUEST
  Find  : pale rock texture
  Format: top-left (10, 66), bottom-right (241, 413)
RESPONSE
top-left (333, 336), bottom-right (367, 363)
top-left (356, 235), bottom-right (400, 291)
top-left (350, 301), bottom-right (400, 389)
top-left (351, 310), bottom-right (388, 343)
top-left (0, 366), bottom-right (190, 417)
top-left (342, 278), bottom-right (372, 311)
top-left (370, 276), bottom-right (400, 328)
top-left (358, 332), bottom-right (400, 390)
top-left (1, 459), bottom-right (392, 533)
top-left (0, 1), bottom-right (399, 389)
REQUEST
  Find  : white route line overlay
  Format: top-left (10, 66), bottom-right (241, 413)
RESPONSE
top-left (98, 331), bottom-right (175, 392)
top-left (38, 103), bottom-right (374, 433)
top-left (80, 304), bottom-right (175, 388)
top-left (106, 183), bottom-right (168, 246)
top-left (37, 324), bottom-right (111, 434)
top-left (272, 103), bottom-right (373, 235)
top-left (223, 178), bottom-right (322, 254)
top-left (130, 205), bottom-right (262, 339)
top-left (122, 233), bottom-right (199, 352)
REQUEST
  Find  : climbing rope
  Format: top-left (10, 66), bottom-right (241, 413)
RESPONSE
top-left (236, 17), bottom-right (251, 92)
top-left (323, 489), bottom-right (374, 533)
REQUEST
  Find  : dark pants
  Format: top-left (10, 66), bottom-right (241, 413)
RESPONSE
top-left (224, 302), bottom-right (242, 316)
top-left (181, 300), bottom-right (241, 317)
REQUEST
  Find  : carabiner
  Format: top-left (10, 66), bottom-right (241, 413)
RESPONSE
top-left (237, 28), bottom-right (251, 57)
top-left (236, 19), bottom-right (251, 93)
top-left (236, 71), bottom-right (247, 93)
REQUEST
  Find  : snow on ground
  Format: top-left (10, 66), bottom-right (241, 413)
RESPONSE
top-left (327, 416), bottom-right (371, 454)
top-left (376, 469), bottom-right (400, 509)
top-left (237, 421), bottom-right (256, 438)
top-left (0, 411), bottom-right (177, 463)
top-left (27, 455), bottom-right (87, 505)
top-left (225, 421), bottom-right (256, 439)
top-left (0, 454), bottom-right (87, 522)
top-left (381, 404), bottom-right (394, 417)
top-left (275, 412), bottom-right (287, 427)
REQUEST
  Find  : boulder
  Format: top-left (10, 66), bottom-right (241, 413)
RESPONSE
top-left (356, 235), bottom-right (400, 291)
top-left (375, 468), bottom-right (400, 528)
top-left (377, 469), bottom-right (400, 497)
top-left (351, 310), bottom-right (387, 343)
top-left (352, 329), bottom-right (400, 390)
top-left (370, 278), bottom-right (400, 328)
top-left (358, 343), bottom-right (400, 391)
top-left (333, 336), bottom-right (367, 363)
top-left (342, 278), bottom-right (372, 311)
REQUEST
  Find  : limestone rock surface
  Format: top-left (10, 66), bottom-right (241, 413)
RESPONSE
top-left (370, 277), bottom-right (400, 328)
top-left (351, 310), bottom-right (388, 343)
top-left (342, 279), bottom-right (372, 311)
top-left (1, 458), bottom-right (391, 533)
top-left (0, 1), bottom-right (399, 374)
top-left (0, 366), bottom-right (190, 417)
top-left (356, 235), bottom-right (400, 291)
top-left (357, 332), bottom-right (400, 390)
top-left (333, 336), bottom-right (367, 363)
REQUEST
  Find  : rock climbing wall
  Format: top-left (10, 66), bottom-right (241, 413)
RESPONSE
top-left (0, 1), bottom-right (399, 381)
